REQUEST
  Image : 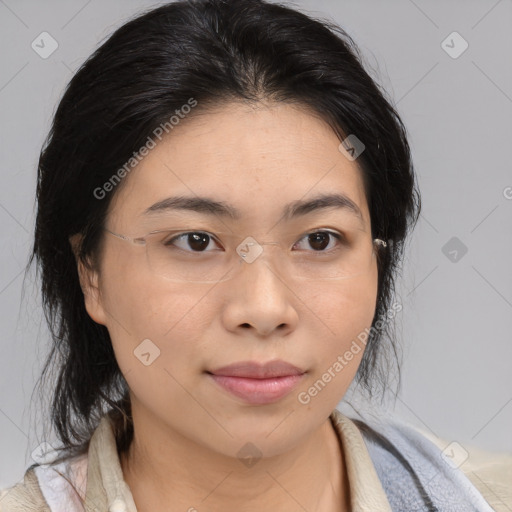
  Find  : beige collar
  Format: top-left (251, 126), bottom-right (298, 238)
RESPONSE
top-left (330, 410), bottom-right (392, 511)
top-left (84, 409), bottom-right (391, 512)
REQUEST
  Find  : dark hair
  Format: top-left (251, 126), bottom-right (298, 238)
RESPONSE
top-left (28, 0), bottom-right (420, 457)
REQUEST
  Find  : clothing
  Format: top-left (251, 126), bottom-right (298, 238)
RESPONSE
top-left (1, 408), bottom-right (510, 511)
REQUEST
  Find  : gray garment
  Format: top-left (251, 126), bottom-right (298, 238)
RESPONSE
top-left (356, 414), bottom-right (496, 512)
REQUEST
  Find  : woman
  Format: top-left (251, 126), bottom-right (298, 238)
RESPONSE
top-left (1, 0), bottom-right (510, 510)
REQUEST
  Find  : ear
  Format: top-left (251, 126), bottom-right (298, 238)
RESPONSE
top-left (69, 233), bottom-right (108, 326)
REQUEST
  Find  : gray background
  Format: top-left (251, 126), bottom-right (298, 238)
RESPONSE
top-left (1, 0), bottom-right (511, 488)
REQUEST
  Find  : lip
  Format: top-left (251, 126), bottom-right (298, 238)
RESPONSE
top-left (206, 360), bottom-right (306, 405)
top-left (208, 360), bottom-right (305, 378)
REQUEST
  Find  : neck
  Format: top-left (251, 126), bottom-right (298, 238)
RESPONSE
top-left (119, 403), bottom-right (350, 512)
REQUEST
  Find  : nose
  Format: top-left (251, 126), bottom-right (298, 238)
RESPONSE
top-left (220, 249), bottom-right (299, 338)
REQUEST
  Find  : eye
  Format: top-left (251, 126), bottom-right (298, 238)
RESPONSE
top-left (161, 229), bottom-right (346, 254)
top-left (164, 232), bottom-right (223, 253)
top-left (293, 230), bottom-right (345, 252)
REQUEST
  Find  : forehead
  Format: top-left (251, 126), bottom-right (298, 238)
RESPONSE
top-left (108, 101), bottom-right (370, 230)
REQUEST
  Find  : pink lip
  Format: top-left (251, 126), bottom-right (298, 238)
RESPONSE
top-left (207, 360), bottom-right (306, 405)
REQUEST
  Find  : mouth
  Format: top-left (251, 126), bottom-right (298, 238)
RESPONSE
top-left (206, 359), bottom-right (306, 405)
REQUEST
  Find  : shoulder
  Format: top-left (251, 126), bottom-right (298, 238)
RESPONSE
top-left (413, 425), bottom-right (512, 512)
top-left (0, 414), bottom-right (120, 512)
top-left (333, 407), bottom-right (512, 511)
top-left (0, 466), bottom-right (50, 511)
top-left (0, 452), bottom-right (88, 512)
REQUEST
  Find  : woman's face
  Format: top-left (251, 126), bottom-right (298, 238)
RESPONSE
top-left (81, 100), bottom-right (379, 458)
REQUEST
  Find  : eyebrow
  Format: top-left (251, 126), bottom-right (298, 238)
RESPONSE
top-left (143, 193), bottom-right (364, 224)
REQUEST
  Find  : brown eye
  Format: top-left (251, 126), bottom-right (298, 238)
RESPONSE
top-left (165, 232), bottom-right (222, 253)
top-left (293, 230), bottom-right (344, 252)
top-left (307, 232), bottom-right (330, 251)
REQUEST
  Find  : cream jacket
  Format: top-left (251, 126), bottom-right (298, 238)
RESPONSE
top-left (1, 409), bottom-right (511, 511)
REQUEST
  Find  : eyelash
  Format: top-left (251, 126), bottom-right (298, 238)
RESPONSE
top-left (164, 229), bottom-right (347, 254)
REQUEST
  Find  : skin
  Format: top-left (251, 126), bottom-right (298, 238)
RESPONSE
top-left (76, 100), bottom-right (379, 512)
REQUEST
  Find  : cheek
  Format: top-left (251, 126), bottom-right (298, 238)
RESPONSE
top-left (98, 243), bottom-right (212, 372)
top-left (299, 273), bottom-right (378, 400)
top-left (107, 285), bottom-right (209, 359)
top-left (102, 277), bottom-right (213, 416)
top-left (304, 269), bottom-right (378, 337)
